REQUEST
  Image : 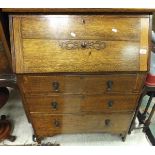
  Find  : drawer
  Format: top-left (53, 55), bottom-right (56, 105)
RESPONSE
top-left (19, 74), bottom-right (144, 94)
top-left (26, 94), bottom-right (138, 113)
top-left (11, 15), bottom-right (149, 73)
top-left (31, 113), bottom-right (133, 136)
top-left (21, 15), bottom-right (140, 40)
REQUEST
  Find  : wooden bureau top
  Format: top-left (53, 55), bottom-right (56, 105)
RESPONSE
top-left (1, 8), bottom-right (155, 13)
top-left (10, 15), bottom-right (151, 73)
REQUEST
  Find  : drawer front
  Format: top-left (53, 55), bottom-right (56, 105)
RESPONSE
top-left (21, 15), bottom-right (140, 40)
top-left (19, 74), bottom-right (144, 94)
top-left (31, 113), bottom-right (133, 136)
top-left (12, 15), bottom-right (149, 73)
top-left (82, 94), bottom-right (138, 112)
top-left (26, 94), bottom-right (138, 113)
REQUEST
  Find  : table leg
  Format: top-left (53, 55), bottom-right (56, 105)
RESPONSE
top-left (143, 103), bottom-right (155, 132)
top-left (128, 89), bottom-right (146, 134)
top-left (141, 93), bottom-right (154, 122)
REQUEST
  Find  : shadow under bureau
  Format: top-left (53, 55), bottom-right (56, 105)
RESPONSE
top-left (9, 9), bottom-right (152, 143)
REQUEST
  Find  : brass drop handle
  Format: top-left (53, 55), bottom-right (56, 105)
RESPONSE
top-left (52, 81), bottom-right (59, 91)
top-left (105, 119), bottom-right (111, 126)
top-left (51, 101), bottom-right (58, 110)
top-left (81, 42), bottom-right (87, 48)
top-left (53, 119), bottom-right (60, 128)
top-left (108, 100), bottom-right (113, 108)
top-left (107, 80), bottom-right (113, 91)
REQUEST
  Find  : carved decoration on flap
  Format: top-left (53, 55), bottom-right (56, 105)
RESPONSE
top-left (59, 40), bottom-right (106, 50)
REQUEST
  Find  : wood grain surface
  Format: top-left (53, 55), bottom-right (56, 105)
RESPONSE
top-left (30, 113), bottom-right (133, 136)
top-left (18, 74), bottom-right (144, 94)
top-left (140, 18), bottom-right (150, 71)
top-left (21, 16), bottom-right (140, 41)
top-left (9, 12), bottom-right (151, 140)
top-left (11, 15), bottom-right (150, 73)
top-left (25, 94), bottom-right (138, 113)
top-left (2, 8), bottom-right (155, 13)
top-left (22, 39), bottom-right (140, 72)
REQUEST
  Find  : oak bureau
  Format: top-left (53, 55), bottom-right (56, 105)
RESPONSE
top-left (6, 8), bottom-right (154, 143)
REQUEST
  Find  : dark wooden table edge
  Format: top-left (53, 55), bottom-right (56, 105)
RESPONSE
top-left (1, 8), bottom-right (155, 13)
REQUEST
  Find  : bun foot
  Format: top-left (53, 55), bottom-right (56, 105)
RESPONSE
top-left (32, 134), bottom-right (42, 144)
top-left (120, 133), bottom-right (126, 142)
